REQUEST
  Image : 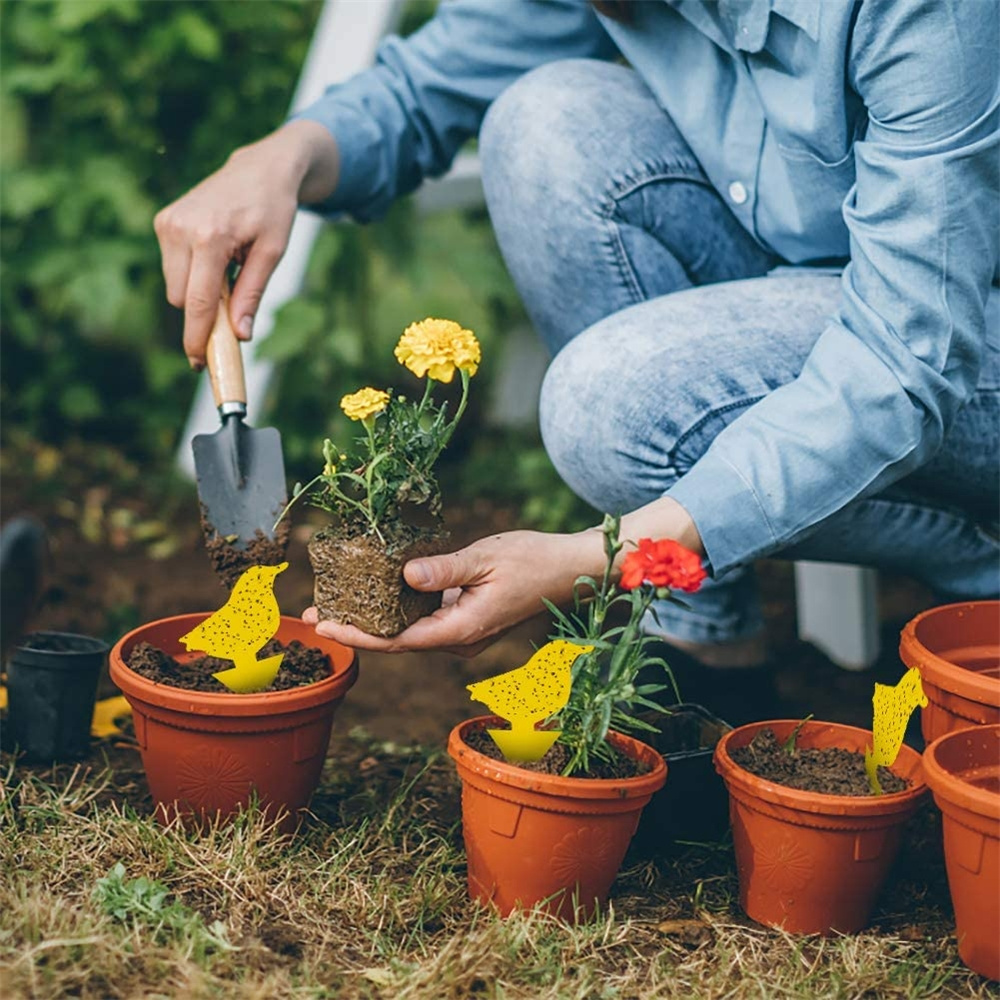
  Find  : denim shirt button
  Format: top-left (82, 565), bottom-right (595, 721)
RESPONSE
top-left (728, 181), bottom-right (748, 205)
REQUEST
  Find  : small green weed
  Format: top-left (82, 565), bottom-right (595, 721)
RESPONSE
top-left (93, 862), bottom-right (232, 958)
top-left (782, 713), bottom-right (814, 755)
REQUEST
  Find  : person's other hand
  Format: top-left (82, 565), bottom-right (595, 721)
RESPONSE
top-left (154, 120), bottom-right (338, 369)
top-left (301, 529), bottom-right (605, 657)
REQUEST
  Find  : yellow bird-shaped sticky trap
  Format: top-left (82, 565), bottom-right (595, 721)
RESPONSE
top-left (180, 562), bottom-right (288, 693)
top-left (467, 639), bottom-right (594, 762)
top-left (865, 666), bottom-right (927, 794)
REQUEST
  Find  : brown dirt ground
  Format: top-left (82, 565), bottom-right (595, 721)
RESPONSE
top-left (1, 438), bottom-right (936, 749)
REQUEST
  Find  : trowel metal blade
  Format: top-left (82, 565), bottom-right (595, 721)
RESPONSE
top-left (192, 419), bottom-right (287, 548)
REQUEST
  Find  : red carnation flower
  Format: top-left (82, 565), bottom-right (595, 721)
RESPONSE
top-left (619, 538), bottom-right (707, 593)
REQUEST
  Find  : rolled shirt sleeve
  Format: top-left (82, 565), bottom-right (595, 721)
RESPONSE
top-left (292, 0), bottom-right (617, 221)
top-left (669, 0), bottom-right (999, 577)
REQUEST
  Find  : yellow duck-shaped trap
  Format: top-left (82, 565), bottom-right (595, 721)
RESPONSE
top-left (865, 666), bottom-right (927, 794)
top-left (180, 562), bottom-right (288, 693)
top-left (467, 639), bottom-right (594, 762)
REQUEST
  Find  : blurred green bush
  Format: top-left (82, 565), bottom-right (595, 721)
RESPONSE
top-left (1, 0), bottom-right (592, 530)
top-left (2, 0), bottom-right (321, 459)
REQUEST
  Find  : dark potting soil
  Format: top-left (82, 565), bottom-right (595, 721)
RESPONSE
top-left (200, 505), bottom-right (290, 591)
top-left (464, 726), bottom-right (649, 779)
top-left (126, 638), bottom-right (331, 693)
top-left (308, 524), bottom-right (449, 638)
top-left (728, 727), bottom-right (909, 796)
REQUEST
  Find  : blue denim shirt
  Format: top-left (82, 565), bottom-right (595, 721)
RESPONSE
top-left (296, 0), bottom-right (999, 576)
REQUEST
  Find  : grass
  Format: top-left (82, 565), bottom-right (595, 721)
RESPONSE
top-left (1, 730), bottom-right (994, 1000)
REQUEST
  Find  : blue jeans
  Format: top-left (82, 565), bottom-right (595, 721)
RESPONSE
top-left (480, 59), bottom-right (1000, 645)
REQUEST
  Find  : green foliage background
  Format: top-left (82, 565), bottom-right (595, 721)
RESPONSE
top-left (2, 0), bottom-right (318, 459)
top-left (1, 0), bottom-right (592, 530)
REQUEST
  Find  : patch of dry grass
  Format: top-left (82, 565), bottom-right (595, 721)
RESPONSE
top-left (0, 730), bottom-right (993, 1000)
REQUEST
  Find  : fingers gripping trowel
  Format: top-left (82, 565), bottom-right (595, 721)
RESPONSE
top-left (192, 290), bottom-right (288, 573)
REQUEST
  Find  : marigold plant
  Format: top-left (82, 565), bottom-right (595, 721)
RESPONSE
top-left (276, 319), bottom-right (480, 543)
top-left (546, 515), bottom-right (705, 775)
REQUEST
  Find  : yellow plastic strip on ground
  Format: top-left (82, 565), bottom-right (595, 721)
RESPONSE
top-left (91, 695), bottom-right (133, 739)
top-left (0, 687), bottom-right (133, 739)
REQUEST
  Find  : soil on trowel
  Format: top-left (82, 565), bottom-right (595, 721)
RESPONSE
top-left (200, 504), bottom-right (290, 590)
top-left (464, 726), bottom-right (649, 779)
top-left (126, 638), bottom-right (331, 693)
top-left (308, 524), bottom-right (449, 638)
top-left (728, 727), bottom-right (909, 796)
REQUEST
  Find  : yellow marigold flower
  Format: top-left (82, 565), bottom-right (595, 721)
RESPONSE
top-left (394, 318), bottom-right (481, 383)
top-left (340, 387), bottom-right (390, 421)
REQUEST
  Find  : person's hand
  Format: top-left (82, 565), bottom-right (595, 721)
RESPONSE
top-left (301, 529), bottom-right (606, 657)
top-left (154, 120), bottom-right (339, 369)
top-left (302, 496), bottom-right (703, 657)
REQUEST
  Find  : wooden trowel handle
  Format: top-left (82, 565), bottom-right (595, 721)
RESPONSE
top-left (206, 287), bottom-right (247, 411)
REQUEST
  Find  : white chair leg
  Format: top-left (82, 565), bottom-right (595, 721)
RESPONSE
top-left (794, 561), bottom-right (880, 671)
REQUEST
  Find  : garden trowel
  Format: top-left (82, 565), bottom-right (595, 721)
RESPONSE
top-left (192, 289), bottom-right (288, 577)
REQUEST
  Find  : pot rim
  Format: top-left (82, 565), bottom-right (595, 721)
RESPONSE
top-left (714, 719), bottom-right (927, 816)
top-left (14, 630), bottom-right (110, 657)
top-left (109, 613), bottom-right (358, 717)
top-left (900, 601), bottom-right (1000, 706)
top-left (654, 702), bottom-right (733, 762)
top-left (923, 724), bottom-right (1000, 820)
top-left (447, 715), bottom-right (667, 799)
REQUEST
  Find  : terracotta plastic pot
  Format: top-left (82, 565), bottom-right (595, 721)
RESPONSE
top-left (110, 614), bottom-right (357, 832)
top-left (447, 716), bottom-right (667, 921)
top-left (900, 601), bottom-right (1000, 743)
top-left (714, 719), bottom-right (926, 935)
top-left (924, 724), bottom-right (1000, 981)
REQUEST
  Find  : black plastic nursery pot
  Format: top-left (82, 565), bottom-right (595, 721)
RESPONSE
top-left (634, 703), bottom-right (733, 849)
top-left (6, 631), bottom-right (108, 760)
